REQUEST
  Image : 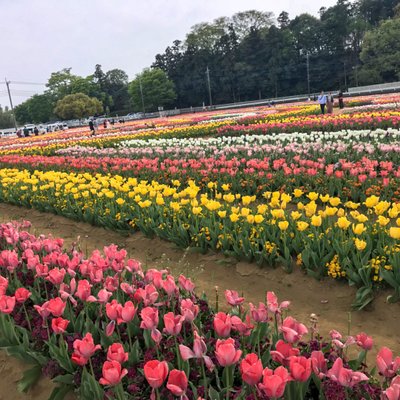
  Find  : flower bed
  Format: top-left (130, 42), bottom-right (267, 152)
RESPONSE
top-left (0, 220), bottom-right (399, 399)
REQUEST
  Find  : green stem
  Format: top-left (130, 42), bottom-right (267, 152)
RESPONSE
top-left (201, 359), bottom-right (208, 399)
top-left (22, 303), bottom-right (32, 332)
top-left (225, 366), bottom-right (231, 400)
top-left (116, 383), bottom-right (125, 400)
top-left (175, 337), bottom-right (181, 370)
top-left (156, 388), bottom-right (161, 400)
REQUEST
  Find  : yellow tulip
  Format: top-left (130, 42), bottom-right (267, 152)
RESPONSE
top-left (337, 216), bottom-right (351, 229)
top-left (311, 215), bottom-right (322, 227)
top-left (329, 197), bottom-right (341, 207)
top-left (230, 213), bottom-right (239, 222)
top-left (377, 216), bottom-right (390, 227)
top-left (254, 214), bottom-right (264, 224)
top-left (271, 209), bottom-right (285, 219)
top-left (192, 206), bottom-right (202, 215)
top-left (325, 206), bottom-right (338, 216)
top-left (364, 195), bottom-right (379, 208)
top-left (353, 223), bottom-right (366, 235)
top-left (389, 227), bottom-right (400, 239)
top-left (297, 221), bottom-right (309, 231)
top-left (221, 184), bottom-right (230, 191)
top-left (355, 238), bottom-right (367, 251)
top-left (293, 189), bottom-right (304, 198)
top-left (247, 215), bottom-right (255, 224)
top-left (218, 211), bottom-right (227, 218)
top-left (307, 192), bottom-right (319, 201)
top-left (291, 211), bottom-right (302, 220)
top-left (115, 198), bottom-right (125, 205)
top-left (278, 220), bottom-right (289, 231)
top-left (320, 194), bottom-right (330, 203)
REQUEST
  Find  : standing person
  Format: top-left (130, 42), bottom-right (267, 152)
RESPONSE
top-left (326, 92), bottom-right (334, 114)
top-left (317, 91), bottom-right (327, 115)
top-left (89, 119), bottom-right (95, 136)
top-left (33, 126), bottom-right (39, 136)
top-left (338, 90), bottom-right (344, 109)
top-left (23, 126), bottom-right (30, 137)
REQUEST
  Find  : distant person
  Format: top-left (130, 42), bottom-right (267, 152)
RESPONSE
top-left (317, 91), bottom-right (327, 115)
top-left (23, 126), bottom-right (30, 137)
top-left (16, 129), bottom-right (22, 138)
top-left (338, 90), bottom-right (344, 109)
top-left (33, 126), bottom-right (39, 136)
top-left (326, 92), bottom-right (334, 114)
top-left (103, 119), bottom-right (108, 129)
top-left (89, 119), bottom-right (95, 136)
top-left (110, 119), bottom-right (115, 126)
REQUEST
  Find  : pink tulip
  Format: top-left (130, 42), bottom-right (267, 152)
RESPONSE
top-left (215, 338), bottom-right (242, 367)
top-left (166, 369), bottom-right (188, 397)
top-left (144, 360), bottom-right (169, 389)
top-left (163, 312), bottom-right (184, 336)
top-left (259, 366), bottom-right (291, 398)
top-left (311, 351), bottom-right (327, 378)
top-left (46, 297), bottom-right (66, 317)
top-left (240, 353), bottom-right (263, 386)
top-left (107, 343), bottom-right (128, 364)
top-left (51, 317), bottom-right (69, 334)
top-left (134, 284), bottom-right (159, 306)
top-left (140, 307), bottom-right (159, 330)
top-left (327, 357), bottom-right (369, 387)
top-left (97, 288), bottom-right (112, 304)
top-left (289, 356), bottom-right (312, 382)
top-left (99, 360), bottom-right (128, 386)
top-left (178, 274), bottom-right (195, 292)
top-left (106, 299), bottom-right (122, 322)
top-left (180, 299), bottom-right (199, 322)
top-left (355, 332), bottom-right (374, 351)
top-left (266, 291), bottom-right (290, 314)
top-left (224, 289), bottom-right (244, 306)
top-left (0, 295), bottom-right (15, 314)
top-left (0, 276), bottom-right (8, 296)
top-left (249, 302), bottom-right (268, 323)
top-left (162, 275), bottom-right (177, 296)
top-left (71, 332), bottom-right (101, 365)
top-left (14, 287), bottom-right (31, 303)
top-left (377, 347), bottom-right (400, 378)
top-left (281, 316), bottom-right (308, 343)
top-left (179, 331), bottom-right (214, 371)
top-left (75, 279), bottom-right (96, 302)
top-left (46, 268), bottom-right (66, 285)
top-left (213, 312), bottom-right (232, 337)
top-left (120, 301), bottom-right (136, 323)
top-left (383, 376), bottom-right (400, 400)
top-left (270, 339), bottom-right (300, 366)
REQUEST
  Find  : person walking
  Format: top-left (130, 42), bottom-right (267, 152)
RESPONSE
top-left (338, 90), bottom-right (344, 109)
top-left (326, 92), bottom-right (334, 114)
top-left (317, 91), bottom-right (327, 115)
top-left (89, 119), bottom-right (95, 136)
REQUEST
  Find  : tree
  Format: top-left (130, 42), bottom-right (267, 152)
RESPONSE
top-left (14, 93), bottom-right (54, 124)
top-left (46, 68), bottom-right (78, 100)
top-left (128, 69), bottom-right (177, 112)
top-left (278, 11), bottom-right (291, 29)
top-left (0, 105), bottom-right (14, 129)
top-left (359, 17), bottom-right (400, 83)
top-left (231, 10), bottom-right (275, 38)
top-left (54, 93), bottom-right (103, 120)
top-left (103, 69), bottom-right (130, 113)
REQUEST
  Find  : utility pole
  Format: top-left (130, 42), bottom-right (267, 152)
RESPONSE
top-left (138, 76), bottom-right (145, 114)
top-left (306, 53), bottom-right (310, 98)
top-left (205, 66), bottom-right (212, 107)
top-left (5, 78), bottom-right (18, 131)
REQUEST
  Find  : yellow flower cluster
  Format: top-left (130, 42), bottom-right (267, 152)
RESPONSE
top-left (326, 255), bottom-right (346, 279)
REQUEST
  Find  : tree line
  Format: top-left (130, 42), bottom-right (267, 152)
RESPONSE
top-left (2, 0), bottom-right (399, 126)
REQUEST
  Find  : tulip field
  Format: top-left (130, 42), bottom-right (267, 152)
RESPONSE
top-left (0, 95), bottom-right (400, 399)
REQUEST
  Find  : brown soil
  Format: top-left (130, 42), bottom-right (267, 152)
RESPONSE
top-left (0, 202), bottom-right (399, 399)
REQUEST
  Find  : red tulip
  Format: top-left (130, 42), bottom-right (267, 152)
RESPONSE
top-left (99, 360), bottom-right (128, 386)
top-left (14, 287), bottom-right (31, 303)
top-left (213, 312), bottom-right (232, 337)
top-left (281, 316), bottom-right (308, 343)
top-left (215, 338), bottom-right (242, 367)
top-left (163, 312), bottom-right (184, 336)
top-left (289, 356), bottom-right (312, 382)
top-left (0, 295), bottom-right (15, 314)
top-left (120, 301), bottom-right (136, 323)
top-left (240, 353), bottom-right (263, 386)
top-left (166, 369), bottom-right (188, 396)
top-left (144, 360), bottom-right (169, 389)
top-left (46, 297), bottom-right (66, 317)
top-left (107, 343), bottom-right (128, 364)
top-left (355, 332), bottom-right (374, 351)
top-left (259, 366), bottom-right (291, 398)
top-left (51, 317), bottom-right (69, 334)
top-left (224, 289), bottom-right (244, 306)
top-left (140, 306), bottom-right (159, 330)
top-left (0, 276), bottom-right (8, 296)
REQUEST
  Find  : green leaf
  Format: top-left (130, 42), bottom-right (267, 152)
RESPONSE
top-left (17, 364), bottom-right (42, 393)
top-left (53, 374), bottom-right (74, 385)
top-left (208, 385), bottom-right (221, 400)
top-left (48, 385), bottom-right (74, 400)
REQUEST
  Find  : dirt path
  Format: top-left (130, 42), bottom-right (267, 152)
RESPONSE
top-left (0, 202), bottom-right (399, 399)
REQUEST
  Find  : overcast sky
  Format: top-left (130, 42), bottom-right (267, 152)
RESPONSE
top-left (0, 0), bottom-right (336, 106)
